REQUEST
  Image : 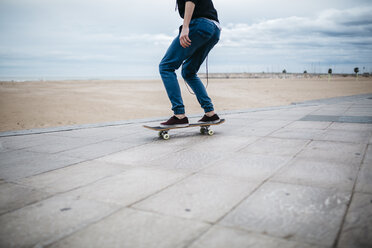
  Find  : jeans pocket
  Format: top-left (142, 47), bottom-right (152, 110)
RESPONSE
top-left (195, 20), bottom-right (214, 39)
top-left (196, 28), bottom-right (213, 39)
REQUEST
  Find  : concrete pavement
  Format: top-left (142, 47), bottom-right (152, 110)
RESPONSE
top-left (0, 94), bottom-right (371, 248)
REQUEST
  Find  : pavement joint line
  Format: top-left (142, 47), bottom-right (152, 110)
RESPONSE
top-left (1, 160), bottom-right (144, 217)
top-left (200, 140), bottom-right (339, 247)
top-left (235, 122), bottom-right (309, 153)
top-left (0, 185), bottom-right (53, 218)
top-left (39, 203), bottom-right (122, 248)
top-left (332, 143), bottom-right (369, 248)
top-left (128, 206), bottom-right (214, 226)
top-left (267, 177), bottom-right (354, 193)
top-left (354, 190), bottom-right (372, 196)
top-left (44, 136), bottom-right (148, 155)
top-left (212, 222), bottom-right (327, 248)
top-left (125, 159), bottom-right (225, 209)
top-left (234, 124), bottom-right (291, 153)
top-left (13, 141), bottom-right (155, 183)
top-left (300, 115), bottom-right (372, 124)
top-left (264, 139), bottom-right (313, 179)
top-left (1, 93), bottom-right (371, 138)
top-left (210, 137), bottom-right (313, 233)
top-left (312, 137), bottom-right (372, 145)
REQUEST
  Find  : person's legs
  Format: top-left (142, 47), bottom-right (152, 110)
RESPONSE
top-left (159, 36), bottom-right (187, 115)
top-left (159, 18), bottom-right (219, 116)
top-left (181, 21), bottom-right (220, 114)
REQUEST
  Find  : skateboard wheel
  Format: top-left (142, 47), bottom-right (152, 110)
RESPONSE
top-left (162, 133), bottom-right (170, 140)
top-left (200, 127), bottom-right (206, 134)
top-left (158, 131), bottom-right (163, 137)
top-left (207, 129), bottom-right (214, 136)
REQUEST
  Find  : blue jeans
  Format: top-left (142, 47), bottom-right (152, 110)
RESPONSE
top-left (159, 18), bottom-right (221, 115)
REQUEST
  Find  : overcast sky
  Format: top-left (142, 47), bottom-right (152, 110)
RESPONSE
top-left (1, 0), bottom-right (372, 79)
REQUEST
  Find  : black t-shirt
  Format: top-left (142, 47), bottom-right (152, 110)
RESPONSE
top-left (177, 0), bottom-right (219, 23)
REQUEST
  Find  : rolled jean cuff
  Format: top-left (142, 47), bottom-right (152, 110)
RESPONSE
top-left (204, 107), bottom-right (214, 113)
top-left (173, 108), bottom-right (185, 115)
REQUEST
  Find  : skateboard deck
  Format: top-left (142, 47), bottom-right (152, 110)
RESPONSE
top-left (143, 119), bottom-right (225, 140)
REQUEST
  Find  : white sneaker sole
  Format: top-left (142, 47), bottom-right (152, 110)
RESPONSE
top-left (198, 119), bottom-right (220, 124)
top-left (160, 123), bottom-right (189, 128)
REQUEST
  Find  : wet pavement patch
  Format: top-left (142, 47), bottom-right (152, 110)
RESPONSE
top-left (300, 115), bottom-right (372, 124)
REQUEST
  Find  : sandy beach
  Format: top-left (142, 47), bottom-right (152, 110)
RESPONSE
top-left (1, 76), bottom-right (372, 132)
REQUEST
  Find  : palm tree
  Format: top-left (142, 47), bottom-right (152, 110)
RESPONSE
top-left (328, 68), bottom-right (332, 81)
top-left (354, 67), bottom-right (359, 80)
top-left (282, 69), bottom-right (287, 79)
top-left (303, 70), bottom-right (308, 78)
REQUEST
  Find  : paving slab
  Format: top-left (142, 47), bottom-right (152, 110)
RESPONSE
top-left (188, 135), bottom-right (259, 153)
top-left (345, 108), bottom-right (372, 116)
top-left (54, 140), bottom-right (135, 160)
top-left (50, 208), bottom-right (210, 248)
top-left (214, 120), bottom-right (260, 137)
top-left (221, 182), bottom-right (351, 246)
top-left (0, 182), bottom-right (49, 215)
top-left (281, 106), bottom-right (320, 114)
top-left (49, 125), bottom-right (139, 140)
top-left (201, 153), bottom-right (291, 182)
top-left (0, 93), bottom-right (371, 247)
top-left (0, 133), bottom-right (93, 151)
top-left (272, 157), bottom-right (360, 191)
top-left (296, 140), bottom-right (365, 165)
top-left (241, 137), bottom-right (310, 157)
top-left (256, 113), bottom-right (309, 121)
top-left (23, 137), bottom-right (104, 154)
top-left (285, 120), bottom-right (331, 130)
top-left (97, 142), bottom-right (184, 166)
top-left (328, 122), bottom-right (372, 131)
top-left (0, 150), bottom-right (86, 180)
top-left (337, 192), bottom-right (372, 248)
top-left (245, 119), bottom-right (293, 128)
top-left (0, 194), bottom-right (119, 248)
top-left (300, 115), bottom-right (372, 124)
top-left (111, 131), bottom-right (155, 145)
top-left (16, 160), bottom-right (129, 194)
top-left (143, 148), bottom-right (227, 173)
top-left (351, 104), bottom-right (372, 109)
top-left (314, 129), bottom-right (371, 144)
top-left (363, 144), bottom-right (372, 165)
top-left (355, 145), bottom-right (372, 194)
top-left (269, 127), bottom-right (326, 140)
top-left (189, 225), bottom-right (322, 248)
top-left (356, 162), bottom-right (372, 194)
top-left (230, 125), bottom-right (281, 137)
top-left (63, 167), bottom-right (188, 207)
top-left (134, 173), bottom-right (259, 223)
top-left (310, 109), bottom-right (348, 116)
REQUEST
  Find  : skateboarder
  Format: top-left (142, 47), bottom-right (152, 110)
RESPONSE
top-left (159, 0), bottom-right (221, 127)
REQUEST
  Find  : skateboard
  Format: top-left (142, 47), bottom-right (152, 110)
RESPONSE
top-left (143, 119), bottom-right (225, 140)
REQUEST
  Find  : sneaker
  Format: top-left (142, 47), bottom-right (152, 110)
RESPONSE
top-left (160, 116), bottom-right (189, 128)
top-left (198, 114), bottom-right (220, 124)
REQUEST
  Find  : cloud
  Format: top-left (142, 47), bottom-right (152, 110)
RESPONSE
top-left (1, 0), bottom-right (372, 77)
top-left (220, 7), bottom-right (372, 47)
top-left (210, 7), bottom-right (372, 72)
